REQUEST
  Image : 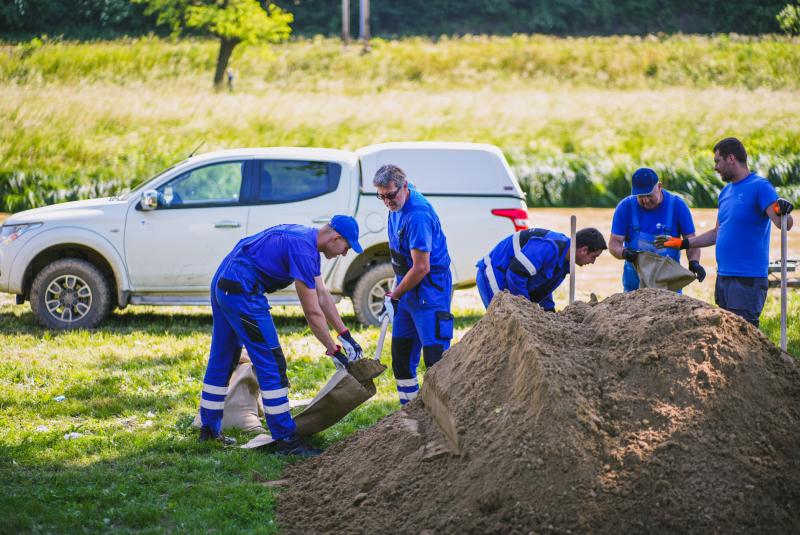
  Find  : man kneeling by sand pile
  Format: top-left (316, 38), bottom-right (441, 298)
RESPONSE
top-left (277, 290), bottom-right (800, 535)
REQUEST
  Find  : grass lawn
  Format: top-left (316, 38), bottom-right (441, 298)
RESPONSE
top-left (0, 292), bottom-right (484, 535)
top-left (0, 286), bottom-right (796, 535)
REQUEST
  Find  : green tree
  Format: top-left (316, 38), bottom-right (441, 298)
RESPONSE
top-left (777, 4), bottom-right (800, 35)
top-left (134, 0), bottom-right (292, 87)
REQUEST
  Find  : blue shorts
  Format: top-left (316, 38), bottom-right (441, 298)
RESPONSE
top-left (715, 275), bottom-right (769, 328)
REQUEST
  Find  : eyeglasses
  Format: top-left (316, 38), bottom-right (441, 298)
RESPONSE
top-left (376, 184), bottom-right (404, 201)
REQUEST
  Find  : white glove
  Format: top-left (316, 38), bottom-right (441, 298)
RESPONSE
top-left (336, 329), bottom-right (363, 362)
top-left (378, 294), bottom-right (398, 324)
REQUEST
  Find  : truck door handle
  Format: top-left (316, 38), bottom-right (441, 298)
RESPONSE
top-left (214, 221), bottom-right (242, 228)
top-left (311, 217), bottom-right (332, 224)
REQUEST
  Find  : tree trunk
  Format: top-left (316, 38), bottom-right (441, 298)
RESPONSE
top-left (214, 37), bottom-right (241, 89)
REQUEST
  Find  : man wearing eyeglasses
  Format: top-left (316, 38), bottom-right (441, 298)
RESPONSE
top-left (374, 164), bottom-right (454, 405)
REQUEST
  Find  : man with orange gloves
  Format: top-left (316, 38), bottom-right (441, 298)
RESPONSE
top-left (656, 137), bottom-right (794, 327)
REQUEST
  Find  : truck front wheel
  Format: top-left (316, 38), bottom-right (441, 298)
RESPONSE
top-left (352, 262), bottom-right (395, 326)
top-left (30, 258), bottom-right (111, 329)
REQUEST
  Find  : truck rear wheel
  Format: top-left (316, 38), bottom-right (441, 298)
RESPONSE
top-left (352, 262), bottom-right (395, 327)
top-left (30, 258), bottom-right (111, 330)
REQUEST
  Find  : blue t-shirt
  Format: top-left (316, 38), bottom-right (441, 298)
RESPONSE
top-left (716, 173), bottom-right (779, 277)
top-left (611, 190), bottom-right (695, 243)
top-left (389, 189), bottom-right (450, 269)
top-left (240, 224), bottom-right (321, 289)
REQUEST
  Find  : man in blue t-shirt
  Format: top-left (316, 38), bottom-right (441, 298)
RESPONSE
top-left (475, 228), bottom-right (606, 310)
top-left (198, 216), bottom-right (365, 456)
top-left (609, 168), bottom-right (705, 292)
top-left (374, 164), bottom-right (453, 406)
top-left (656, 137), bottom-right (794, 327)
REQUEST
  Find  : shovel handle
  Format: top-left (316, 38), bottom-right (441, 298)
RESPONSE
top-left (780, 212), bottom-right (788, 351)
top-left (374, 316), bottom-right (390, 361)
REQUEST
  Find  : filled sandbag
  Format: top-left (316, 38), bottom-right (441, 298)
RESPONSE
top-left (634, 250), bottom-right (696, 292)
top-left (193, 352), bottom-right (266, 433)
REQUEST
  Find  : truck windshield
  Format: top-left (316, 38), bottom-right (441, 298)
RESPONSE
top-left (118, 162), bottom-right (186, 201)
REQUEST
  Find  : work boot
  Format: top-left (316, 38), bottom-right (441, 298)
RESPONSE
top-left (274, 432), bottom-right (324, 457)
top-left (198, 425), bottom-right (237, 445)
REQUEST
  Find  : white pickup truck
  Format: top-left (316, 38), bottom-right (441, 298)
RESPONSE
top-left (0, 142), bottom-right (529, 329)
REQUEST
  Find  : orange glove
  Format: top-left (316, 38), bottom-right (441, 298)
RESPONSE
top-left (654, 235), bottom-right (689, 250)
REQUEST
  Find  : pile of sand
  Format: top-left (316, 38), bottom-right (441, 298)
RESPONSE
top-left (277, 290), bottom-right (800, 534)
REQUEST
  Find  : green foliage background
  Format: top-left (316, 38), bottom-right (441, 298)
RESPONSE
top-left (1, 35), bottom-right (800, 213)
top-left (0, 0), bottom-right (794, 40)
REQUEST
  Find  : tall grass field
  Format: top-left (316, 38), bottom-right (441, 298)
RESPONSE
top-left (2, 34), bottom-right (800, 212)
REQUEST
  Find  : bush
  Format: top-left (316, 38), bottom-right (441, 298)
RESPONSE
top-left (513, 153), bottom-right (800, 209)
top-left (777, 4), bottom-right (800, 35)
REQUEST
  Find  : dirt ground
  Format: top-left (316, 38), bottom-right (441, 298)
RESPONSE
top-left (277, 290), bottom-right (800, 534)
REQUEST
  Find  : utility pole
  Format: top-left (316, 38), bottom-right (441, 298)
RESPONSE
top-left (359, 0), bottom-right (371, 52)
top-left (342, 0), bottom-right (350, 46)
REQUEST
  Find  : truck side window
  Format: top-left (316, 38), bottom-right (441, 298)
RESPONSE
top-left (157, 161), bottom-right (245, 208)
top-left (259, 160), bottom-right (342, 203)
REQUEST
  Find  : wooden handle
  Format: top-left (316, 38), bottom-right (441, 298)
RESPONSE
top-left (780, 213), bottom-right (788, 351)
top-left (569, 215), bottom-right (576, 304)
top-left (374, 316), bottom-right (390, 360)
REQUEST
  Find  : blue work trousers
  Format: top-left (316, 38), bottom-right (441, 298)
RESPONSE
top-left (392, 270), bottom-right (454, 404)
top-left (715, 275), bottom-right (769, 328)
top-left (199, 260), bottom-right (295, 439)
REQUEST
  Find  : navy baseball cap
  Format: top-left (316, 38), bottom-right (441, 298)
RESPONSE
top-left (631, 168), bottom-right (659, 196)
top-left (330, 215), bottom-right (363, 253)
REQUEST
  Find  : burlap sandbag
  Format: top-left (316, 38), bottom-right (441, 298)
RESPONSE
top-left (634, 250), bottom-right (696, 292)
top-left (294, 367), bottom-right (377, 436)
top-left (242, 360), bottom-right (382, 449)
top-left (193, 352), bottom-right (266, 433)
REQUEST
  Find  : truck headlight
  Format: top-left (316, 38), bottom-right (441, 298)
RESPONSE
top-left (0, 223), bottom-right (43, 248)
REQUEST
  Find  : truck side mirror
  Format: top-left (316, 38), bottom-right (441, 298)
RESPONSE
top-left (141, 190), bottom-right (158, 211)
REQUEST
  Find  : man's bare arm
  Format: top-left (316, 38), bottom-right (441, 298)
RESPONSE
top-left (296, 279), bottom-right (337, 353)
top-left (685, 219), bottom-right (719, 248)
top-left (684, 232), bottom-right (700, 262)
top-left (390, 249), bottom-right (430, 300)
top-left (314, 275), bottom-right (346, 334)
top-left (608, 233), bottom-right (626, 260)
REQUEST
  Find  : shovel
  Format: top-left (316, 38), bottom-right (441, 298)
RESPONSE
top-left (374, 316), bottom-right (390, 362)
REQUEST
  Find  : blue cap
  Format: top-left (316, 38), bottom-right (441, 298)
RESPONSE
top-left (329, 215), bottom-right (363, 254)
top-left (631, 168), bottom-right (659, 196)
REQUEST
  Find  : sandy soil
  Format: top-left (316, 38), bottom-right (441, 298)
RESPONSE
top-left (277, 290), bottom-right (800, 534)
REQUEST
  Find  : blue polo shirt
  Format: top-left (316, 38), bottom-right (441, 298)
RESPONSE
top-left (611, 190), bottom-right (695, 243)
top-left (389, 189), bottom-right (450, 269)
top-left (716, 173), bottom-right (779, 277)
top-left (239, 224), bottom-right (321, 289)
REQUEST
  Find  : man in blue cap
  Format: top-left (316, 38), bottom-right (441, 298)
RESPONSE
top-left (476, 227), bottom-right (607, 310)
top-left (198, 216), bottom-right (364, 456)
top-left (374, 164), bottom-right (453, 406)
top-left (608, 168), bottom-right (704, 292)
